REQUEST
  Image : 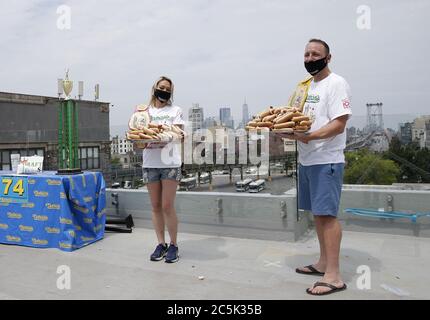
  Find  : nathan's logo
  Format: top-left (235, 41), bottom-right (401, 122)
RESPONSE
top-left (22, 202), bottom-right (35, 208)
top-left (46, 203), bottom-right (61, 210)
top-left (306, 94), bottom-right (320, 103)
top-left (84, 197), bottom-right (93, 203)
top-left (73, 205), bottom-right (89, 214)
top-left (91, 205), bottom-right (96, 212)
top-left (68, 230), bottom-right (76, 238)
top-left (47, 179), bottom-right (62, 186)
top-left (152, 115), bottom-right (170, 121)
top-left (45, 227), bottom-right (60, 234)
top-left (81, 236), bottom-right (95, 242)
top-left (83, 218), bottom-right (93, 224)
top-left (60, 218), bottom-right (73, 225)
top-left (0, 202), bottom-right (9, 207)
top-left (33, 214), bottom-right (48, 222)
top-left (1, 198), bottom-right (12, 203)
top-left (59, 242), bottom-right (72, 249)
top-left (32, 238), bottom-right (48, 245)
top-left (93, 224), bottom-right (103, 232)
top-left (97, 209), bottom-right (106, 218)
top-left (6, 235), bottom-right (21, 242)
top-left (74, 225), bottom-right (82, 231)
top-left (0, 223), bottom-right (8, 230)
top-left (7, 212), bottom-right (22, 219)
top-left (28, 179), bottom-right (36, 185)
top-left (19, 225), bottom-right (34, 232)
top-left (60, 192), bottom-right (67, 199)
top-left (34, 191), bottom-right (49, 197)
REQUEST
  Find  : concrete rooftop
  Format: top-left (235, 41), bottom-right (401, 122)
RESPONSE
top-left (0, 227), bottom-right (429, 300)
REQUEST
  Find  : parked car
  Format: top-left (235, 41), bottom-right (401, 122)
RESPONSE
top-left (249, 179), bottom-right (266, 193)
top-left (199, 173), bottom-right (210, 184)
top-left (179, 176), bottom-right (197, 191)
top-left (235, 179), bottom-right (253, 192)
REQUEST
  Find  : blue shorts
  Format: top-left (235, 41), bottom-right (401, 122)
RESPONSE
top-left (298, 163), bottom-right (344, 217)
top-left (143, 167), bottom-right (182, 183)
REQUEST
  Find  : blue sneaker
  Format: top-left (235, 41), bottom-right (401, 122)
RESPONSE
top-left (150, 243), bottom-right (168, 261)
top-left (165, 244), bottom-right (179, 263)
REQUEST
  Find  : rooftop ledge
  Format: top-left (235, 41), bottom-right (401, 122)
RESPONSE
top-left (106, 186), bottom-right (430, 242)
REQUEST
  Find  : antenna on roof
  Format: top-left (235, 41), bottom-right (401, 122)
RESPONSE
top-left (78, 81), bottom-right (84, 100)
top-left (57, 79), bottom-right (63, 99)
top-left (95, 84), bottom-right (100, 101)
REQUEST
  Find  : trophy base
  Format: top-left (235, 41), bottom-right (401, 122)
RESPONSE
top-left (56, 168), bottom-right (83, 175)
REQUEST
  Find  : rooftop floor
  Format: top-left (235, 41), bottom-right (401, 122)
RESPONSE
top-left (1, 228), bottom-right (429, 300)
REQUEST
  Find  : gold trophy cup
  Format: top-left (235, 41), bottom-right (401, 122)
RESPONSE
top-left (63, 69), bottom-right (73, 100)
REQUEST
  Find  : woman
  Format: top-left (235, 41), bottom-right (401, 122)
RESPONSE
top-left (142, 76), bottom-right (184, 263)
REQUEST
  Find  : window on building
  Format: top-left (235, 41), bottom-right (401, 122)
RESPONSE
top-left (0, 148), bottom-right (45, 171)
top-left (79, 146), bottom-right (100, 170)
top-left (1, 150), bottom-right (11, 171)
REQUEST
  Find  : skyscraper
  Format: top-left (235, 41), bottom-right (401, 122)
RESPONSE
top-left (219, 107), bottom-right (234, 128)
top-left (242, 98), bottom-right (249, 127)
top-left (203, 116), bottom-right (218, 128)
top-left (188, 103), bottom-right (204, 132)
top-left (399, 122), bottom-right (412, 145)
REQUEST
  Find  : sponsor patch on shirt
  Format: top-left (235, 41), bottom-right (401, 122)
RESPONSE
top-left (342, 98), bottom-right (351, 109)
top-left (306, 94), bottom-right (320, 103)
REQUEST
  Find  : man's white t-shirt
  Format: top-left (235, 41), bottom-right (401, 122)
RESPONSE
top-left (298, 73), bottom-right (352, 166)
top-left (142, 104), bottom-right (185, 168)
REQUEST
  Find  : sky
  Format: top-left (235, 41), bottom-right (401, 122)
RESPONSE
top-left (1, 0), bottom-right (429, 131)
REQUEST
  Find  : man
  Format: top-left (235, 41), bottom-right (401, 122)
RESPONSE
top-left (279, 39), bottom-right (352, 295)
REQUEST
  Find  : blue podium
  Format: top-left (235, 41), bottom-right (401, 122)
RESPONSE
top-left (0, 171), bottom-right (106, 252)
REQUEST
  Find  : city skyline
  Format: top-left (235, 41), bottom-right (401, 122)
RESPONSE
top-left (0, 0), bottom-right (429, 128)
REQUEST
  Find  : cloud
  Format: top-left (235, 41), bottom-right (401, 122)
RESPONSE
top-left (0, 0), bottom-right (429, 128)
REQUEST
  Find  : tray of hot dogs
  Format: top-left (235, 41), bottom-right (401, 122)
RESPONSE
top-left (245, 106), bottom-right (313, 134)
top-left (126, 123), bottom-right (185, 145)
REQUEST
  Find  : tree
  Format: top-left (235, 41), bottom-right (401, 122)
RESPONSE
top-left (344, 150), bottom-right (400, 185)
top-left (110, 156), bottom-right (121, 169)
top-left (383, 137), bottom-right (430, 183)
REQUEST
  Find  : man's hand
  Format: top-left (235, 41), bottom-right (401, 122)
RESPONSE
top-left (274, 132), bottom-right (311, 144)
top-left (274, 132), bottom-right (294, 140)
top-left (292, 132), bottom-right (311, 144)
top-left (274, 114), bottom-right (349, 143)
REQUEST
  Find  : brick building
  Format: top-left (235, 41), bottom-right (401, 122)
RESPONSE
top-left (0, 91), bottom-right (111, 182)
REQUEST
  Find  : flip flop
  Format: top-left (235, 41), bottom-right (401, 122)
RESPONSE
top-left (306, 281), bottom-right (347, 296)
top-left (295, 265), bottom-right (325, 276)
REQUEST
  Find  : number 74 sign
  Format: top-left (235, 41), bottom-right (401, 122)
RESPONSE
top-left (0, 176), bottom-right (28, 203)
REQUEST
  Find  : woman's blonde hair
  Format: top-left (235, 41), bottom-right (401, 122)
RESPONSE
top-left (149, 76), bottom-right (174, 106)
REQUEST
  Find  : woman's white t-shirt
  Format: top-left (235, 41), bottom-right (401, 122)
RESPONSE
top-left (298, 73), bottom-right (352, 166)
top-left (142, 105), bottom-right (185, 168)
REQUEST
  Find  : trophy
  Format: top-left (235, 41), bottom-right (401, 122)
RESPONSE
top-left (57, 69), bottom-right (82, 175)
top-left (63, 69), bottom-right (73, 100)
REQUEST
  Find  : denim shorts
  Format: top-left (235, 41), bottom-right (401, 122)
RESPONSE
top-left (143, 167), bottom-right (182, 183)
top-left (298, 163), bottom-right (344, 217)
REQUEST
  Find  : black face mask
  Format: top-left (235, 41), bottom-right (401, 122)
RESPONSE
top-left (154, 89), bottom-right (171, 102)
top-left (304, 56), bottom-right (328, 75)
